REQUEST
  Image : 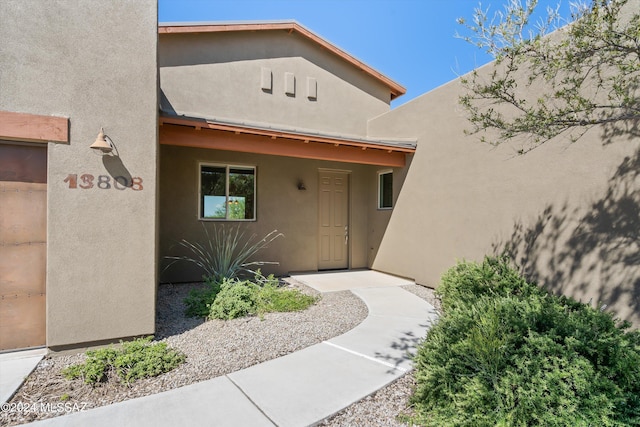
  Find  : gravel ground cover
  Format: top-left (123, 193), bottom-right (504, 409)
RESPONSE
top-left (1, 281), bottom-right (439, 427)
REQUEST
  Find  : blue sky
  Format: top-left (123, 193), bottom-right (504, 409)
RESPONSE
top-left (159, 0), bottom-right (573, 107)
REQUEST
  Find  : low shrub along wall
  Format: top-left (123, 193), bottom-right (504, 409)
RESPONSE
top-left (410, 256), bottom-right (640, 426)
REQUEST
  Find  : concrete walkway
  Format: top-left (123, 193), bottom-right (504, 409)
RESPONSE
top-left (22, 270), bottom-right (438, 427)
top-left (0, 348), bottom-right (47, 404)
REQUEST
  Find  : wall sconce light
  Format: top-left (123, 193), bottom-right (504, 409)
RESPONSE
top-left (90, 128), bottom-right (117, 155)
top-left (297, 180), bottom-right (306, 191)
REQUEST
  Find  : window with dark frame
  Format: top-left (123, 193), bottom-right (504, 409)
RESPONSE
top-left (200, 164), bottom-right (255, 220)
top-left (378, 170), bottom-right (393, 209)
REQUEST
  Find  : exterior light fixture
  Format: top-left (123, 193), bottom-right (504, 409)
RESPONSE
top-left (90, 128), bottom-right (116, 155)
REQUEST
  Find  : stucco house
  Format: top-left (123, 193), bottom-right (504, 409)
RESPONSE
top-left (1, 0), bottom-right (638, 353)
top-left (157, 21), bottom-right (416, 283)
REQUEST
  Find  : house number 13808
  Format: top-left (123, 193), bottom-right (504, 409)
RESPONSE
top-left (63, 174), bottom-right (143, 191)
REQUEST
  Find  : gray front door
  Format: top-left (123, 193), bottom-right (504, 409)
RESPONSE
top-left (318, 170), bottom-right (349, 270)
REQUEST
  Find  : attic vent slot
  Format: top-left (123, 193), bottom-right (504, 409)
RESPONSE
top-left (261, 67), bottom-right (272, 92)
top-left (285, 72), bottom-right (295, 97)
top-left (307, 77), bottom-right (317, 100)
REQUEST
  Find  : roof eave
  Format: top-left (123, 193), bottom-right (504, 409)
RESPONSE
top-left (159, 113), bottom-right (416, 152)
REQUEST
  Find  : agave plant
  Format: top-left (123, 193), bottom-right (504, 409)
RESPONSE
top-left (165, 224), bottom-right (283, 283)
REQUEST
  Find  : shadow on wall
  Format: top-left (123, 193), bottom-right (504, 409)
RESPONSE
top-left (493, 146), bottom-right (640, 327)
top-left (601, 116), bottom-right (640, 145)
top-left (159, 89), bottom-right (177, 116)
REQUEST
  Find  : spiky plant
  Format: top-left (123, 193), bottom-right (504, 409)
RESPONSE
top-left (165, 224), bottom-right (283, 283)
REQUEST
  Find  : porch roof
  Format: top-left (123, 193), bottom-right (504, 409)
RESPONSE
top-left (159, 113), bottom-right (416, 168)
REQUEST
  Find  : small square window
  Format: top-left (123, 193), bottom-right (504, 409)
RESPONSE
top-left (378, 170), bottom-right (393, 209)
top-left (200, 164), bottom-right (255, 220)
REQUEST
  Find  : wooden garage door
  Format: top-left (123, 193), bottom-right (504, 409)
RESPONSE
top-left (0, 143), bottom-right (47, 351)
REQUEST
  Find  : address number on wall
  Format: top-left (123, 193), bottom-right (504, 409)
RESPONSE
top-left (63, 174), bottom-right (143, 191)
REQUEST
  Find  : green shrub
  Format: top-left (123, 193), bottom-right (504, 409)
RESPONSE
top-left (436, 256), bottom-right (543, 310)
top-left (209, 278), bottom-right (260, 320)
top-left (208, 273), bottom-right (318, 320)
top-left (114, 338), bottom-right (186, 384)
top-left (62, 347), bottom-right (117, 384)
top-left (183, 277), bottom-right (222, 318)
top-left (411, 257), bottom-right (640, 426)
top-left (256, 282), bottom-right (317, 315)
top-left (62, 337), bottom-right (185, 385)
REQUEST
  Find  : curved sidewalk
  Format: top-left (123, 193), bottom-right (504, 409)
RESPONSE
top-left (28, 270), bottom-right (438, 427)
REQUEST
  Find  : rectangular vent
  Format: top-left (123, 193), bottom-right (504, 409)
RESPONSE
top-left (261, 67), bottom-right (272, 92)
top-left (285, 72), bottom-right (295, 96)
top-left (307, 77), bottom-right (317, 100)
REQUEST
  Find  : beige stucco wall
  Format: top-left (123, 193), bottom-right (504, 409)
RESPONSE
top-left (369, 76), bottom-right (640, 326)
top-left (158, 30), bottom-right (391, 137)
top-left (0, 0), bottom-right (158, 348)
top-left (159, 144), bottom-right (382, 283)
top-left (366, 159), bottom-right (412, 268)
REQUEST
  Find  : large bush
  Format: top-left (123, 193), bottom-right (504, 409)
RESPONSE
top-left (436, 255), bottom-right (544, 310)
top-left (411, 256), bottom-right (640, 426)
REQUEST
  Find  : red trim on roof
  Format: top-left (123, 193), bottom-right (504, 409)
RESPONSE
top-left (159, 115), bottom-right (415, 153)
top-left (160, 124), bottom-right (408, 168)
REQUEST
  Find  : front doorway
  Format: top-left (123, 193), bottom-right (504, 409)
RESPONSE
top-left (0, 143), bottom-right (47, 351)
top-left (318, 170), bottom-right (349, 270)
